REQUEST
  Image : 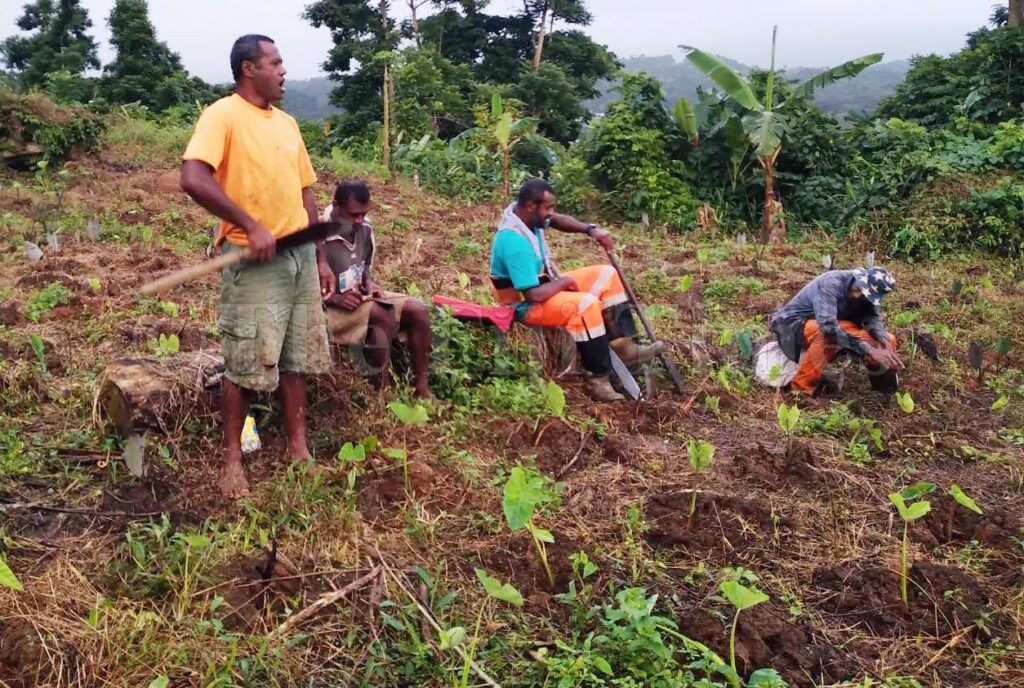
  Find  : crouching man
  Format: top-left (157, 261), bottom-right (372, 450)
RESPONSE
top-left (770, 267), bottom-right (904, 395)
top-left (489, 179), bottom-right (662, 402)
top-left (321, 181), bottom-right (432, 397)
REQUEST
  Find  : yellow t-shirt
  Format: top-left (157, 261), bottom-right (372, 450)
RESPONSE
top-left (182, 93), bottom-right (317, 246)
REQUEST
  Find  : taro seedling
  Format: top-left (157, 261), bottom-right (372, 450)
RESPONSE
top-left (149, 333), bottom-right (180, 357)
top-left (337, 441), bottom-right (367, 494)
top-left (677, 274), bottom-right (694, 293)
top-left (387, 402), bottom-right (429, 492)
top-left (968, 341), bottom-right (987, 385)
top-left (475, 568), bottom-right (524, 607)
top-left (534, 380), bottom-right (567, 444)
top-left (719, 580), bottom-right (769, 677)
top-left (503, 466), bottom-right (557, 587)
top-left (686, 439), bottom-right (716, 531)
top-left (946, 483), bottom-right (983, 542)
top-left (777, 402), bottom-right (800, 455)
top-left (994, 337), bottom-right (1012, 371)
top-left (0, 554), bottom-right (24, 591)
top-left (991, 396), bottom-right (1009, 411)
top-left (895, 391), bottom-right (915, 414)
top-left (889, 489), bottom-right (932, 605)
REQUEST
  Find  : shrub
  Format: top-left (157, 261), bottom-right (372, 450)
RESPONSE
top-left (0, 89), bottom-right (105, 166)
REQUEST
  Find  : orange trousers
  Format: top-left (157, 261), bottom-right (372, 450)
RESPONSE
top-left (523, 264), bottom-right (628, 342)
top-left (793, 319), bottom-right (898, 395)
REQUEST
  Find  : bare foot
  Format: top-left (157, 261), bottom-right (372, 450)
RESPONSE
top-left (286, 433), bottom-right (312, 463)
top-left (220, 458), bottom-right (250, 499)
top-left (413, 381), bottom-right (432, 399)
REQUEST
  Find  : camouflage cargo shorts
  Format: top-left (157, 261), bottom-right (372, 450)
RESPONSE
top-left (218, 242), bottom-right (330, 392)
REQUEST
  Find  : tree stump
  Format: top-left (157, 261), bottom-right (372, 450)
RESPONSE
top-left (96, 349), bottom-right (223, 437)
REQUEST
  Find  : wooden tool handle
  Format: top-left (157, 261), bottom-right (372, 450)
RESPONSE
top-left (139, 250), bottom-right (248, 297)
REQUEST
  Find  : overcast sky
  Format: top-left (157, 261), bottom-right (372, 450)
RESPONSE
top-left (0, 0), bottom-right (1001, 82)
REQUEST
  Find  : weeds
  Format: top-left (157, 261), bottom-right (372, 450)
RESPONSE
top-left (25, 282), bottom-right (72, 322)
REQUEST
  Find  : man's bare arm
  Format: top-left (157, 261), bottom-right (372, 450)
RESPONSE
top-left (549, 213), bottom-right (613, 251)
top-left (303, 186), bottom-right (336, 298)
top-left (180, 160), bottom-right (276, 261)
top-left (549, 213), bottom-right (590, 233)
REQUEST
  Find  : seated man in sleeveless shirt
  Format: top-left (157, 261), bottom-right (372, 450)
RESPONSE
top-left (321, 181), bottom-right (432, 397)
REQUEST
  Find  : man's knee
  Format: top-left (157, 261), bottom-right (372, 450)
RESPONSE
top-left (402, 299), bottom-right (431, 330)
top-left (366, 304), bottom-right (396, 340)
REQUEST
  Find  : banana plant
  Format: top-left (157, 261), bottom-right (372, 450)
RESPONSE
top-left (452, 94), bottom-right (558, 197)
top-left (681, 28), bottom-right (883, 242)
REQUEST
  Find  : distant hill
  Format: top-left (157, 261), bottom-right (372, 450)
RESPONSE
top-left (277, 57), bottom-right (909, 122)
top-left (588, 55), bottom-right (910, 116)
top-left (281, 78), bottom-right (339, 121)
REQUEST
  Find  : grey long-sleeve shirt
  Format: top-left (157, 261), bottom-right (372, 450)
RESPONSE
top-left (769, 270), bottom-right (888, 363)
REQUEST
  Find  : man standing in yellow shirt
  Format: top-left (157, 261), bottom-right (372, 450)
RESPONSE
top-left (180, 35), bottom-right (333, 499)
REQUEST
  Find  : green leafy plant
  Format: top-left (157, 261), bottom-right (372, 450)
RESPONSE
top-left (0, 555), bottom-right (24, 591)
top-left (687, 439), bottom-right (716, 530)
top-left (474, 568), bottom-right (523, 607)
top-left (677, 274), bottom-right (694, 293)
top-left (895, 391), bottom-right (915, 414)
top-left (777, 402), bottom-right (800, 455)
top-left (25, 282), bottom-right (73, 322)
top-left (945, 483), bottom-right (983, 543)
top-left (720, 580), bottom-right (769, 677)
top-left (28, 334), bottom-right (47, 374)
top-left (149, 333), bottom-right (180, 357)
top-left (991, 396), bottom-right (1009, 411)
top-left (388, 401), bottom-right (429, 492)
top-left (993, 336), bottom-right (1012, 371)
top-left (502, 466), bottom-right (557, 588)
top-left (889, 491), bottom-right (932, 605)
top-left (337, 441), bottom-right (367, 496)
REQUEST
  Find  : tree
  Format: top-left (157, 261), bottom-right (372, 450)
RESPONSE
top-left (404, 0), bottom-right (431, 44)
top-left (103, 0), bottom-right (209, 111)
top-left (527, 0), bottom-right (591, 68)
top-left (392, 46), bottom-right (474, 138)
top-left (305, 0), bottom-right (400, 138)
top-left (1010, 0), bottom-right (1023, 27)
top-left (1, 0), bottom-right (100, 89)
top-left (513, 61), bottom-right (589, 142)
top-left (682, 27), bottom-right (881, 242)
top-left (881, 24), bottom-right (1024, 127)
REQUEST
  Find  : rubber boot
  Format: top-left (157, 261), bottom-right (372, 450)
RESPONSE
top-left (584, 374), bottom-right (625, 402)
top-left (610, 337), bottom-right (665, 368)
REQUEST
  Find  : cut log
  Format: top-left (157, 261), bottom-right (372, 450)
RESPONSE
top-left (96, 349), bottom-right (223, 437)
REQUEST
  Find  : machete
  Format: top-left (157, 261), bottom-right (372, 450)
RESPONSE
top-left (139, 222), bottom-right (341, 297)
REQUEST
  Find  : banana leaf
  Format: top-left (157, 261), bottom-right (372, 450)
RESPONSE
top-left (673, 97), bottom-right (699, 144)
top-left (791, 53), bottom-right (884, 101)
top-left (681, 46), bottom-right (761, 112)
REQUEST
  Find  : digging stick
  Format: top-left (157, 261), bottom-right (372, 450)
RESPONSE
top-left (139, 222), bottom-right (340, 296)
top-left (604, 249), bottom-right (686, 393)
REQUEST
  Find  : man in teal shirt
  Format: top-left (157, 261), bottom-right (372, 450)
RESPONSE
top-left (490, 179), bottom-right (661, 401)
